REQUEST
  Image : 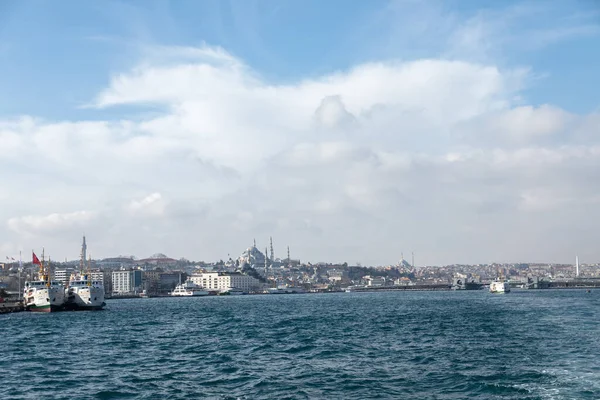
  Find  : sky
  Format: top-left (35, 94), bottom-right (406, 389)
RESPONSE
top-left (1, 0), bottom-right (599, 266)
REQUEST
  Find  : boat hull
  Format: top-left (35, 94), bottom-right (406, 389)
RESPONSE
top-left (27, 304), bottom-right (64, 312)
top-left (24, 286), bottom-right (66, 312)
top-left (171, 292), bottom-right (209, 296)
top-left (65, 286), bottom-right (106, 310)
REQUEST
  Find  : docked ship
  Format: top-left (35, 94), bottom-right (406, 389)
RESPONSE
top-left (23, 250), bottom-right (65, 312)
top-left (219, 287), bottom-right (246, 295)
top-left (489, 279), bottom-right (511, 294)
top-left (64, 239), bottom-right (106, 310)
top-left (64, 273), bottom-right (106, 311)
top-left (171, 281), bottom-right (209, 296)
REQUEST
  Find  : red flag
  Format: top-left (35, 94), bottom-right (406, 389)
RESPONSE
top-left (32, 252), bottom-right (41, 265)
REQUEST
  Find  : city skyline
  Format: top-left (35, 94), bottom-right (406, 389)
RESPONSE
top-left (1, 236), bottom-right (593, 268)
top-left (1, 1), bottom-right (600, 265)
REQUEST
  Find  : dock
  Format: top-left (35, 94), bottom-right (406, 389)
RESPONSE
top-left (0, 301), bottom-right (25, 314)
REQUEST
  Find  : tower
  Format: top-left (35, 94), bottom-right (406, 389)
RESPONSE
top-left (287, 246), bottom-right (291, 266)
top-left (80, 235), bottom-right (87, 271)
top-left (270, 236), bottom-right (274, 262)
top-left (264, 247), bottom-right (269, 276)
top-left (576, 256), bottom-right (579, 277)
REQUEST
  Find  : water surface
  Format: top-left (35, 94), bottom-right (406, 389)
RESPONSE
top-left (1, 290), bottom-right (599, 399)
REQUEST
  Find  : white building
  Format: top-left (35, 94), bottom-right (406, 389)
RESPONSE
top-left (189, 272), bottom-right (261, 292)
top-left (91, 270), bottom-right (112, 293)
top-left (112, 270), bottom-right (143, 294)
top-left (53, 268), bottom-right (75, 284)
top-left (363, 275), bottom-right (386, 287)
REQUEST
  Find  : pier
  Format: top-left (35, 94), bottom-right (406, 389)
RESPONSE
top-left (347, 284), bottom-right (452, 292)
top-left (0, 301), bottom-right (24, 314)
top-left (545, 280), bottom-right (600, 289)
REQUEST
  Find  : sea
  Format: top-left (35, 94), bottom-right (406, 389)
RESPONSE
top-left (1, 290), bottom-right (599, 399)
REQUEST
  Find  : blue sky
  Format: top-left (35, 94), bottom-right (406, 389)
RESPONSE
top-left (1, 0), bottom-right (600, 264)
top-left (1, 0), bottom-right (598, 120)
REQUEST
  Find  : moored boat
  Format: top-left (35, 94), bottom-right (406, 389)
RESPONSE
top-left (171, 281), bottom-right (209, 296)
top-left (23, 250), bottom-right (65, 312)
top-left (64, 273), bottom-right (106, 311)
top-left (219, 287), bottom-right (246, 295)
top-left (490, 280), bottom-right (511, 294)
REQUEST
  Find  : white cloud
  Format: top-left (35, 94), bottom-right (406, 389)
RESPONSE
top-left (2, 43), bottom-right (599, 264)
top-left (7, 211), bottom-right (96, 236)
top-left (128, 193), bottom-right (165, 216)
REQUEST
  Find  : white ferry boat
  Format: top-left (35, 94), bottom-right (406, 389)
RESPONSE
top-left (24, 280), bottom-right (66, 312)
top-left (266, 286), bottom-right (306, 294)
top-left (220, 287), bottom-right (246, 295)
top-left (171, 281), bottom-right (209, 296)
top-left (23, 251), bottom-right (65, 312)
top-left (65, 273), bottom-right (106, 310)
top-left (490, 280), bottom-right (511, 294)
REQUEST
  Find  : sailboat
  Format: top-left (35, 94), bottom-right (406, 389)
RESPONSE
top-left (23, 250), bottom-right (65, 312)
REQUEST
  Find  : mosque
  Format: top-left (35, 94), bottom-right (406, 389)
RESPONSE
top-left (238, 239), bottom-right (267, 267)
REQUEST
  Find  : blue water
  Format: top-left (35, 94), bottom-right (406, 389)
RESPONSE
top-left (1, 290), bottom-right (599, 399)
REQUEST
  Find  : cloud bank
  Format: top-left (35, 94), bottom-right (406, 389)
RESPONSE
top-left (1, 44), bottom-right (599, 265)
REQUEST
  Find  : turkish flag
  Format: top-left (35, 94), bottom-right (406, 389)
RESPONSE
top-left (32, 252), bottom-right (41, 265)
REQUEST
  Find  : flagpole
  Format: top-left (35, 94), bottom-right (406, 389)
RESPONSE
top-left (18, 251), bottom-right (22, 301)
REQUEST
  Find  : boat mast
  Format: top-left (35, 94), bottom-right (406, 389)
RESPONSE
top-left (41, 248), bottom-right (50, 288)
top-left (88, 255), bottom-right (92, 287)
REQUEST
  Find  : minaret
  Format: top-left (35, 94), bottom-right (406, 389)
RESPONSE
top-left (270, 236), bottom-right (275, 262)
top-left (80, 235), bottom-right (87, 271)
top-left (287, 246), bottom-right (291, 267)
top-left (264, 247), bottom-right (268, 276)
top-left (253, 238), bottom-right (256, 248)
top-left (412, 252), bottom-right (414, 268)
top-left (576, 256), bottom-right (579, 277)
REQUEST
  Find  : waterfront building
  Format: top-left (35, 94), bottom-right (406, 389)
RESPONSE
top-left (159, 271), bottom-right (185, 294)
top-left (53, 267), bottom-right (75, 284)
top-left (143, 269), bottom-right (161, 294)
top-left (138, 253), bottom-right (178, 268)
top-left (97, 257), bottom-right (135, 270)
top-left (363, 275), bottom-right (385, 287)
top-left (190, 272), bottom-right (261, 292)
top-left (91, 270), bottom-right (112, 294)
top-left (112, 270), bottom-right (143, 294)
top-left (327, 269), bottom-right (347, 283)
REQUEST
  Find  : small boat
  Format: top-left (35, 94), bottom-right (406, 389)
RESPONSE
top-left (171, 281), bottom-right (209, 296)
top-left (490, 280), bottom-right (511, 294)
